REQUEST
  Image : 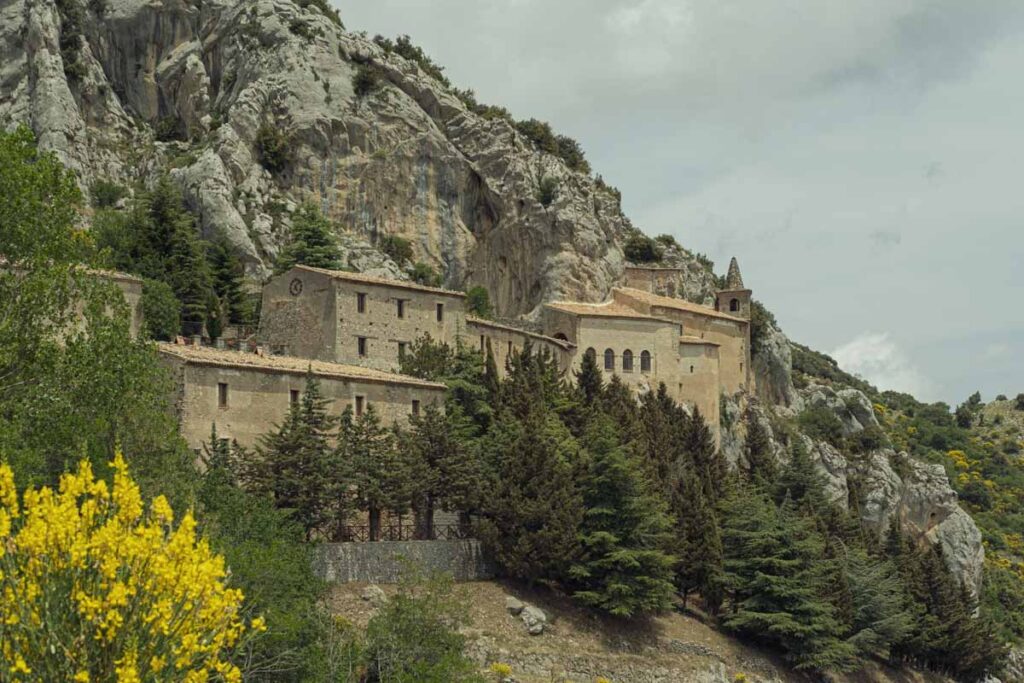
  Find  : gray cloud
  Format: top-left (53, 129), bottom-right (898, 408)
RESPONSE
top-left (340, 0), bottom-right (1024, 403)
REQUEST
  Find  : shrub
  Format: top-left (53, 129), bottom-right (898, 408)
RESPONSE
top-left (409, 261), bottom-right (441, 287)
top-left (1015, 394), bottom-right (1024, 411)
top-left (594, 175), bottom-right (621, 205)
top-left (55, 0), bottom-right (86, 81)
top-left (288, 18), bottom-right (317, 40)
top-left (797, 405), bottom-right (845, 447)
top-left (996, 394), bottom-right (1008, 402)
top-left (142, 278), bottom-right (181, 341)
top-left (373, 34), bottom-right (449, 86)
top-left (154, 114), bottom-right (185, 142)
top-left (296, 0), bottom-right (343, 27)
top-left (380, 234), bottom-right (414, 264)
top-left (555, 134), bottom-right (590, 173)
top-left (90, 178), bottom-right (127, 208)
top-left (654, 234), bottom-right (679, 249)
top-left (465, 285), bottom-right (493, 318)
top-left (352, 63), bottom-right (382, 97)
top-left (515, 118), bottom-right (558, 154)
top-left (256, 122), bottom-right (294, 174)
top-left (846, 425), bottom-right (887, 454)
top-left (0, 453), bottom-right (261, 681)
top-left (537, 175), bottom-right (558, 207)
top-left (623, 234), bottom-right (661, 263)
top-left (750, 300), bottom-right (777, 354)
top-left (362, 569), bottom-right (484, 682)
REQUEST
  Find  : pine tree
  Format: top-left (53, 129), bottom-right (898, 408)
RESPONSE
top-left (719, 482), bottom-right (856, 671)
top-left (274, 202), bottom-right (343, 273)
top-left (339, 405), bottom-right (410, 541)
top-left (243, 372), bottom-right (337, 539)
top-left (600, 374), bottom-right (639, 436)
top-left (404, 404), bottom-right (484, 538)
top-left (672, 467), bottom-right (723, 612)
top-left (476, 410), bottom-right (583, 583)
top-left (744, 408), bottom-right (776, 485)
top-left (568, 416), bottom-right (676, 617)
top-left (774, 437), bottom-right (828, 513)
top-left (575, 348), bottom-right (603, 407)
top-left (635, 384), bottom-right (685, 500)
top-left (843, 545), bottom-right (915, 659)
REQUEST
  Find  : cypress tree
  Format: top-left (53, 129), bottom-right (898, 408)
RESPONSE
top-left (673, 468), bottom-right (724, 612)
top-left (404, 403), bottom-right (484, 538)
top-left (569, 416), bottom-right (676, 617)
top-left (636, 384), bottom-right (685, 500)
top-left (744, 408), bottom-right (776, 485)
top-left (243, 372), bottom-right (336, 539)
top-left (683, 406), bottom-right (726, 504)
top-left (339, 405), bottom-right (410, 541)
top-left (601, 374), bottom-right (639, 436)
top-left (476, 410), bottom-right (583, 584)
top-left (575, 347), bottom-right (603, 407)
top-left (208, 238), bottom-right (248, 327)
top-left (274, 202), bottom-right (343, 273)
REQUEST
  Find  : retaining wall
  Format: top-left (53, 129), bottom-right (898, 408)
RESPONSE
top-left (314, 539), bottom-right (495, 583)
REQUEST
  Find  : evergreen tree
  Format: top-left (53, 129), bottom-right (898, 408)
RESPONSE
top-left (719, 482), bottom-right (856, 671)
top-left (569, 417), bottom-right (676, 617)
top-left (635, 384), bottom-right (685, 500)
top-left (672, 467), bottom-right (724, 612)
top-left (683, 406), bottom-right (727, 504)
top-left (600, 374), bottom-right (639, 436)
top-left (464, 285), bottom-right (493, 318)
top-left (774, 437), bottom-right (828, 513)
top-left (400, 335), bottom-right (493, 434)
top-left (575, 348), bottom-right (603, 407)
top-left (476, 410), bottom-right (583, 583)
top-left (744, 409), bottom-right (776, 485)
top-left (404, 404), bottom-right (484, 538)
top-left (843, 545), bottom-right (915, 659)
top-left (243, 372), bottom-right (337, 539)
top-left (340, 405), bottom-right (411, 541)
top-left (208, 238), bottom-right (248, 328)
top-left (274, 202), bottom-right (343, 273)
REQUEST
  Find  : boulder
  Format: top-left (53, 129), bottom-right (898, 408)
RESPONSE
top-left (505, 596), bottom-right (524, 616)
top-left (521, 605), bottom-right (547, 635)
top-left (360, 584), bottom-right (387, 608)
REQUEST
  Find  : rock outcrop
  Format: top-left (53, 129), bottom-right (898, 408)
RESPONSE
top-left (0, 0), bottom-right (637, 315)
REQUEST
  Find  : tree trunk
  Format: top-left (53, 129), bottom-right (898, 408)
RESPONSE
top-left (369, 507), bottom-right (381, 541)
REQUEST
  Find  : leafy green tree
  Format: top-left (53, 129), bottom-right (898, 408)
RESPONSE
top-left (569, 417), bottom-right (676, 617)
top-left (243, 373), bottom-right (338, 539)
top-left (379, 234), bottom-right (413, 264)
top-left (404, 404), bottom-right (484, 538)
top-left (477, 410), bottom-right (583, 583)
top-left (464, 285), bottom-right (493, 318)
top-left (141, 278), bottom-right (181, 340)
top-left (399, 335), bottom-right (493, 434)
top-left (199, 429), bottom-right (337, 681)
top-left (623, 234), bottom-right (661, 263)
top-left (409, 261), bottom-right (441, 286)
top-left (363, 569), bottom-right (484, 683)
top-left (341, 406), bottom-right (411, 541)
top-left (274, 203), bottom-right (343, 274)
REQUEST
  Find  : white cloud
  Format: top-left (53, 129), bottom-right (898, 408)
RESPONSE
top-left (831, 333), bottom-right (935, 399)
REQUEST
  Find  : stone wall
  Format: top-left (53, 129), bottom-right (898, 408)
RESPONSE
top-left (465, 317), bottom-right (574, 374)
top-left (314, 540), bottom-right (495, 583)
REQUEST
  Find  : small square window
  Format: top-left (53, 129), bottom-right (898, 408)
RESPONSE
top-left (396, 299), bottom-right (405, 319)
top-left (411, 399), bottom-right (421, 416)
top-left (218, 382), bottom-right (229, 408)
top-left (357, 337), bottom-right (367, 356)
top-left (357, 292), bottom-right (367, 313)
top-left (355, 395), bottom-right (365, 417)
top-left (436, 303), bottom-right (444, 322)
top-left (290, 389), bottom-right (300, 405)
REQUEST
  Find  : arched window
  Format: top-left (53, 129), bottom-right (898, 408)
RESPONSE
top-left (584, 347), bottom-right (596, 360)
top-left (729, 298), bottom-right (740, 312)
top-left (640, 350), bottom-right (651, 373)
top-left (622, 349), bottom-right (633, 373)
top-left (603, 348), bottom-right (615, 371)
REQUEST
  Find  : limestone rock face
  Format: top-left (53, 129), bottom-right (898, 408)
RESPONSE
top-left (798, 384), bottom-right (880, 434)
top-left (752, 320), bottom-right (795, 407)
top-left (0, 0), bottom-right (630, 314)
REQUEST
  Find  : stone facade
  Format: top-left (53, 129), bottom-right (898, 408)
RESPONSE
top-left (466, 316), bottom-right (575, 373)
top-left (158, 342), bottom-right (447, 450)
top-left (259, 265), bottom-right (468, 373)
top-left (99, 270), bottom-right (144, 339)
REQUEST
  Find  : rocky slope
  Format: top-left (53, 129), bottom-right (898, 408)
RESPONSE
top-left (0, 0), bottom-right (729, 316)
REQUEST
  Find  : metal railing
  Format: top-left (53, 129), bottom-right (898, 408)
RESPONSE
top-left (338, 523), bottom-right (472, 543)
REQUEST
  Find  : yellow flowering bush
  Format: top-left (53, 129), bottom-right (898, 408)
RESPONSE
top-left (0, 453), bottom-right (261, 682)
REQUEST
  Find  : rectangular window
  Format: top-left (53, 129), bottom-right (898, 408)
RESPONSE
top-left (357, 337), bottom-right (367, 357)
top-left (218, 382), bottom-right (229, 408)
top-left (396, 299), bottom-right (405, 319)
top-left (479, 335), bottom-right (485, 352)
top-left (290, 389), bottom-right (300, 405)
top-left (411, 399), bottom-right (420, 416)
top-left (436, 303), bottom-right (444, 322)
top-left (355, 395), bottom-right (365, 417)
top-left (356, 292), bottom-right (367, 313)
top-left (398, 341), bottom-right (407, 359)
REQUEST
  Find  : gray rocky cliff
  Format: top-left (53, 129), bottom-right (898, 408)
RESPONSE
top-left (0, 0), bottom-right (630, 315)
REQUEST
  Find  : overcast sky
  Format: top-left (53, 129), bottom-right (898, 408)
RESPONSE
top-left (340, 0), bottom-right (1024, 405)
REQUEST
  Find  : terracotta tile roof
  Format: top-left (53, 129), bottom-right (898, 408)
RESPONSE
top-left (545, 300), bottom-right (677, 324)
top-left (157, 343), bottom-right (447, 389)
top-left (614, 287), bottom-right (746, 323)
top-left (294, 265), bottom-right (466, 298)
top-left (465, 316), bottom-right (575, 350)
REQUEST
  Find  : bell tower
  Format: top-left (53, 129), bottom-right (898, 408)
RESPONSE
top-left (715, 257), bottom-right (752, 319)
